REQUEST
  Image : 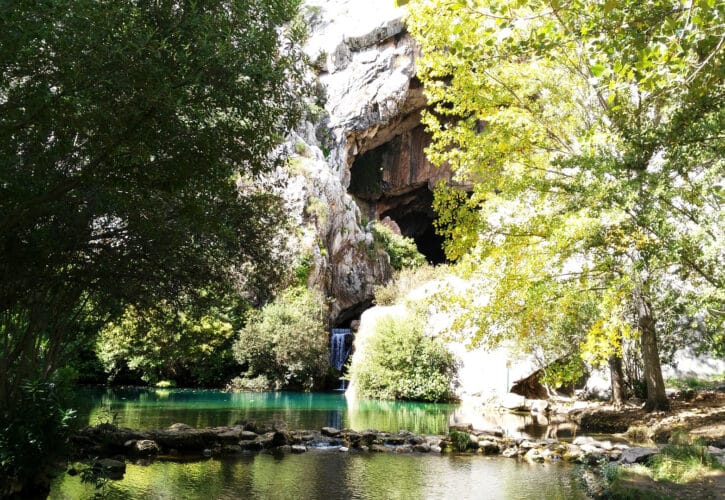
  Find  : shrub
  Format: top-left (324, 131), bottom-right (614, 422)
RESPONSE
top-left (371, 222), bottom-right (426, 271)
top-left (97, 295), bottom-right (243, 387)
top-left (0, 377), bottom-right (76, 497)
top-left (350, 313), bottom-right (458, 402)
top-left (373, 264), bottom-right (449, 306)
top-left (448, 430), bottom-right (472, 451)
top-left (233, 287), bottom-right (329, 390)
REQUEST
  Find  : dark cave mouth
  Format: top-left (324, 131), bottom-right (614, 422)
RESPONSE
top-left (379, 186), bottom-right (448, 265)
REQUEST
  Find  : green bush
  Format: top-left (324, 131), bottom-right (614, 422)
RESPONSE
top-left (371, 222), bottom-right (426, 271)
top-left (232, 287), bottom-right (329, 391)
top-left (96, 293), bottom-right (245, 387)
top-left (350, 314), bottom-right (458, 402)
top-left (448, 430), bottom-right (472, 451)
top-left (0, 377), bottom-right (76, 497)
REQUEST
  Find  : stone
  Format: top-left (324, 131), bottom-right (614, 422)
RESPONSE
top-left (239, 440), bottom-right (264, 452)
top-left (502, 447), bottom-right (518, 458)
top-left (478, 440), bottom-right (500, 455)
top-left (529, 399), bottom-right (550, 414)
top-left (620, 447), bottom-right (658, 464)
top-left (383, 435), bottom-right (406, 446)
top-left (321, 426), bottom-right (341, 437)
top-left (524, 448), bottom-right (545, 463)
top-left (370, 444), bottom-right (389, 453)
top-left (291, 445), bottom-right (307, 454)
top-left (338, 446), bottom-right (349, 453)
top-left (501, 393), bottom-right (527, 411)
top-left (97, 458), bottom-right (126, 480)
top-left (216, 429), bottom-right (242, 443)
top-left (132, 439), bottom-right (160, 456)
top-left (167, 423), bottom-right (192, 431)
top-left (413, 443), bottom-right (431, 453)
top-left (239, 431), bottom-right (258, 441)
top-left (430, 445), bottom-right (443, 453)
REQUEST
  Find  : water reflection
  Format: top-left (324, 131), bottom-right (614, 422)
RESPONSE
top-left (50, 453), bottom-right (588, 499)
top-left (71, 387), bottom-right (575, 439)
top-left (73, 387), bottom-right (458, 435)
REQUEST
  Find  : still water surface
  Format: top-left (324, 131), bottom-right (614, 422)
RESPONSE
top-left (51, 451), bottom-right (588, 499)
top-left (51, 387), bottom-right (589, 499)
top-left (71, 386), bottom-right (457, 434)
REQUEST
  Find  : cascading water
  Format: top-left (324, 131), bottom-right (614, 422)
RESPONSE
top-left (330, 328), bottom-right (352, 390)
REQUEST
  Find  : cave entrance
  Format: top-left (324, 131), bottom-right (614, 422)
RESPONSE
top-left (378, 185), bottom-right (447, 265)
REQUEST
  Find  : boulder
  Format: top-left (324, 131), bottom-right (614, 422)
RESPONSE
top-left (96, 458), bottom-right (126, 480)
top-left (239, 431), bottom-right (258, 441)
top-left (291, 445), bottom-right (307, 454)
top-left (321, 426), bottom-right (341, 437)
top-left (620, 447), bottom-right (658, 464)
top-left (478, 440), bottom-right (500, 455)
top-left (529, 399), bottom-right (550, 414)
top-left (501, 393), bottom-right (527, 411)
top-left (132, 439), bottom-right (160, 456)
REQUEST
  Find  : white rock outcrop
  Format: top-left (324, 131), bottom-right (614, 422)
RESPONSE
top-left (279, 0), bottom-right (425, 322)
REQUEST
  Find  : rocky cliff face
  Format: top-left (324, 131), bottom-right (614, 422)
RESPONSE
top-left (281, 0), bottom-right (458, 324)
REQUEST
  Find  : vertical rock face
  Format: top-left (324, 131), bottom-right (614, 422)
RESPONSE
top-left (281, 1), bottom-right (465, 324)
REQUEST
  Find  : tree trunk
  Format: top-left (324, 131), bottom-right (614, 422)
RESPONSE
top-left (608, 354), bottom-right (626, 409)
top-left (636, 291), bottom-right (669, 412)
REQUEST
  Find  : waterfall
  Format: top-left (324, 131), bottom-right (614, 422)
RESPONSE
top-left (330, 328), bottom-right (352, 371)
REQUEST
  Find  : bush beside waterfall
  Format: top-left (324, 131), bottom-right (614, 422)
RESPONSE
top-left (231, 287), bottom-right (329, 391)
top-left (349, 313), bottom-right (458, 402)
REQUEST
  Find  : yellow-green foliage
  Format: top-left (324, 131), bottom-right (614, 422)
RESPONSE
top-left (97, 300), bottom-right (239, 386)
top-left (350, 313), bottom-right (458, 402)
top-left (408, 0), bottom-right (724, 374)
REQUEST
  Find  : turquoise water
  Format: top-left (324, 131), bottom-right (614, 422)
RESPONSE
top-left (51, 451), bottom-right (588, 499)
top-left (72, 387), bottom-right (456, 434)
top-left (52, 388), bottom-right (590, 499)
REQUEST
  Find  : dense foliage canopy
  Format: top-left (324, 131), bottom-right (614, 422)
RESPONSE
top-left (409, 0), bottom-right (723, 410)
top-left (0, 0), bottom-right (307, 493)
top-left (350, 313), bottom-right (459, 402)
top-left (232, 287), bottom-right (330, 391)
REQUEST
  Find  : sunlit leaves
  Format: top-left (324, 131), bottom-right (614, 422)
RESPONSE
top-left (408, 0), bottom-right (724, 369)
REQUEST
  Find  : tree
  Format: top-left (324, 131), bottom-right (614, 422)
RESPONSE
top-left (0, 0), bottom-right (306, 492)
top-left (408, 0), bottom-right (723, 411)
top-left (97, 292), bottom-right (248, 387)
top-left (232, 287), bottom-right (330, 391)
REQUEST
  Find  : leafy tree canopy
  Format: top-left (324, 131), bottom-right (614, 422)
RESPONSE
top-left (0, 0), bottom-right (307, 490)
top-left (232, 286), bottom-right (329, 391)
top-left (408, 0), bottom-right (723, 410)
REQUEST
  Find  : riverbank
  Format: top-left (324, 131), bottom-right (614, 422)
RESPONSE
top-left (560, 389), bottom-right (725, 446)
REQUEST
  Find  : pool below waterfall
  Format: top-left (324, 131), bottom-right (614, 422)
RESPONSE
top-left (50, 387), bottom-right (591, 499)
top-left (70, 386), bottom-right (567, 438)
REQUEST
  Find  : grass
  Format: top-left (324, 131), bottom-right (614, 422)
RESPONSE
top-left (597, 432), bottom-right (724, 499)
top-left (646, 434), bottom-right (723, 484)
top-left (665, 373), bottom-right (724, 391)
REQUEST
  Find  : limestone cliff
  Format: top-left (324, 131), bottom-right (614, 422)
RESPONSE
top-left (281, 0), bottom-right (457, 324)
